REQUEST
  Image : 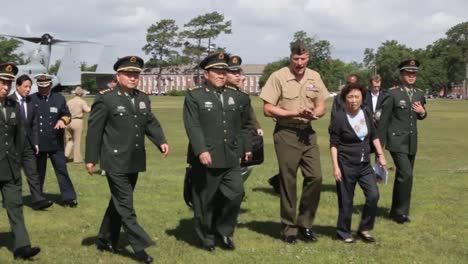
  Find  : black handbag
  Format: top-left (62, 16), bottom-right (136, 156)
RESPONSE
top-left (241, 134), bottom-right (264, 167)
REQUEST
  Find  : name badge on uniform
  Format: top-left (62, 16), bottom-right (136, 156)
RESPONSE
top-left (139, 101), bottom-right (146, 109)
top-left (204, 101), bottom-right (213, 109)
top-left (116, 106), bottom-right (126, 113)
top-left (10, 112), bottom-right (16, 119)
top-left (399, 100), bottom-right (407, 108)
top-left (228, 97), bottom-right (235, 105)
top-left (306, 84), bottom-right (319, 92)
top-left (50, 107), bottom-right (58, 113)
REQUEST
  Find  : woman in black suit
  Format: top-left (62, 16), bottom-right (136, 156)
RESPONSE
top-left (329, 83), bottom-right (387, 243)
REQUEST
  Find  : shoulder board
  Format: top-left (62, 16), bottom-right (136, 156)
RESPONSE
top-left (225, 85), bottom-right (237, 91)
top-left (389, 86), bottom-right (399, 90)
top-left (187, 85), bottom-right (202, 91)
top-left (99, 88), bottom-right (113, 95)
top-left (135, 88), bottom-right (150, 95)
top-left (415, 88), bottom-right (424, 93)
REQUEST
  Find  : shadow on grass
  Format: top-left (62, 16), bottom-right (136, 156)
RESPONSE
top-left (251, 184), bottom-right (336, 196)
top-left (237, 221), bottom-right (282, 240)
top-left (353, 205), bottom-right (391, 219)
top-left (251, 187), bottom-right (279, 197)
top-left (165, 218), bottom-right (199, 249)
top-left (238, 221), bottom-right (337, 240)
top-left (22, 193), bottom-right (79, 208)
top-left (81, 234), bottom-right (143, 262)
top-left (0, 232), bottom-right (13, 252)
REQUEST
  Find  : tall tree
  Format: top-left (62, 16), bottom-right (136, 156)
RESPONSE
top-left (143, 19), bottom-right (185, 93)
top-left (0, 36), bottom-right (26, 64)
top-left (181, 12), bottom-right (232, 84)
top-left (374, 40), bottom-right (414, 88)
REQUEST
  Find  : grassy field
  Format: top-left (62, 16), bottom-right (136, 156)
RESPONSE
top-left (1, 96), bottom-right (467, 263)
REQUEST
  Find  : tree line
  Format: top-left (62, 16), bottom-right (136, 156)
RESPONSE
top-left (1, 14), bottom-right (467, 94)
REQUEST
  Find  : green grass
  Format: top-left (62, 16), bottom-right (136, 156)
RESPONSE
top-left (1, 96), bottom-right (467, 263)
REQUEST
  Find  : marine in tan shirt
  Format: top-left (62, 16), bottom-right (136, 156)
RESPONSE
top-left (260, 40), bottom-right (329, 243)
top-left (65, 86), bottom-right (91, 163)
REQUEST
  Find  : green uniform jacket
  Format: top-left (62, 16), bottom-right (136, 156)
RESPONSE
top-left (378, 85), bottom-right (427, 155)
top-left (183, 83), bottom-right (252, 169)
top-left (85, 86), bottom-right (167, 173)
top-left (0, 99), bottom-right (23, 181)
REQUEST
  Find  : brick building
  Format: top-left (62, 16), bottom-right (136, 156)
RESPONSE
top-left (137, 64), bottom-right (265, 95)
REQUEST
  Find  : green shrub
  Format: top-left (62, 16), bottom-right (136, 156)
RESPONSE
top-left (166, 89), bottom-right (187, 96)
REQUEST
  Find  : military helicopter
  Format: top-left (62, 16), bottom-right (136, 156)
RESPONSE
top-left (2, 33), bottom-right (95, 93)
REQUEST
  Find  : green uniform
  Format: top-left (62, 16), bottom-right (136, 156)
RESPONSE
top-left (0, 98), bottom-right (32, 250)
top-left (378, 85), bottom-right (427, 217)
top-left (85, 85), bottom-right (167, 252)
top-left (183, 82), bottom-right (252, 247)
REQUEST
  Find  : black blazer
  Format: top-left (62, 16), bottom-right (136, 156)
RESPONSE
top-left (329, 107), bottom-right (377, 165)
top-left (9, 93), bottom-right (39, 148)
top-left (364, 89), bottom-right (387, 114)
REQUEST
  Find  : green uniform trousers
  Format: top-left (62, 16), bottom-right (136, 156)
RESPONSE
top-left (390, 152), bottom-right (416, 216)
top-left (191, 163), bottom-right (243, 247)
top-left (0, 159), bottom-right (31, 250)
top-left (274, 125), bottom-right (322, 236)
top-left (98, 172), bottom-right (154, 252)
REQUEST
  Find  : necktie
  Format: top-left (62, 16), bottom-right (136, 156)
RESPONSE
top-left (0, 103), bottom-right (5, 120)
top-left (20, 98), bottom-right (26, 119)
top-left (215, 90), bottom-right (224, 107)
top-left (406, 87), bottom-right (413, 101)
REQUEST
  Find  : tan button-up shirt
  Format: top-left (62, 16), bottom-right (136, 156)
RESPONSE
top-left (67, 96), bottom-right (90, 119)
top-left (260, 66), bottom-right (329, 123)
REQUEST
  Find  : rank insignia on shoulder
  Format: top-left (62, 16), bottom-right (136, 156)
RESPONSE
top-left (226, 85), bottom-right (237, 91)
top-left (389, 86), bottom-right (399, 90)
top-left (136, 88), bottom-right (150, 95)
top-left (99, 88), bottom-right (112, 94)
top-left (187, 85), bottom-right (201, 91)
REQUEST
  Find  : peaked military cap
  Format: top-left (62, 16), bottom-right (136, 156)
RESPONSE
top-left (227, 55), bottom-right (242, 71)
top-left (199, 52), bottom-right (229, 70)
top-left (290, 40), bottom-right (309, 54)
top-left (0, 62), bottom-right (18, 81)
top-left (113, 56), bottom-right (144, 72)
top-left (34, 73), bottom-right (54, 87)
top-left (398, 59), bottom-right (420, 72)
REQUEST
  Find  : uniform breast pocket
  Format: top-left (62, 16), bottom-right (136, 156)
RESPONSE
top-left (280, 88), bottom-right (299, 110)
top-left (112, 110), bottom-right (129, 119)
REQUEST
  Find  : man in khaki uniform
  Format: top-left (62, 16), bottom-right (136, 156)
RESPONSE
top-left (65, 86), bottom-right (91, 163)
top-left (260, 40), bottom-right (329, 244)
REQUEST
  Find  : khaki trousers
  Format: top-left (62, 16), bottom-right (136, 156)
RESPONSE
top-left (274, 125), bottom-right (322, 236)
top-left (64, 119), bottom-right (83, 162)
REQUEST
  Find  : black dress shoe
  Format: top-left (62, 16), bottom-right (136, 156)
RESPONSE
top-left (63, 199), bottom-right (78, 208)
top-left (135, 250), bottom-right (153, 264)
top-left (358, 231), bottom-right (376, 243)
top-left (299, 228), bottom-right (318, 242)
top-left (283, 235), bottom-right (297, 244)
top-left (202, 244), bottom-right (215, 252)
top-left (32, 200), bottom-right (53, 210)
top-left (391, 214), bottom-right (410, 224)
top-left (219, 236), bottom-right (236, 250)
top-left (13, 245), bottom-right (41, 259)
top-left (96, 238), bottom-right (115, 253)
top-left (268, 174), bottom-right (281, 194)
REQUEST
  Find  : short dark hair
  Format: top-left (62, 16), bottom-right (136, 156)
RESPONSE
top-left (16, 74), bottom-right (32, 86)
top-left (346, 74), bottom-right (359, 84)
top-left (340, 83), bottom-right (366, 102)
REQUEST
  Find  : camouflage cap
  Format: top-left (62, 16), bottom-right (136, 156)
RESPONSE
top-left (199, 52), bottom-right (229, 70)
top-left (398, 59), bottom-right (420, 72)
top-left (34, 73), bottom-right (54, 87)
top-left (0, 62), bottom-right (18, 81)
top-left (227, 55), bottom-right (242, 71)
top-left (113, 56), bottom-right (144, 72)
top-left (290, 40), bottom-right (309, 54)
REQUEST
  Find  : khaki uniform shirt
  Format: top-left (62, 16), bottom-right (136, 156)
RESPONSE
top-left (260, 67), bottom-right (329, 125)
top-left (67, 96), bottom-right (90, 119)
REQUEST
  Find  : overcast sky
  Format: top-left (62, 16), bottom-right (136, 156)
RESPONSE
top-left (1, 0), bottom-right (467, 66)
